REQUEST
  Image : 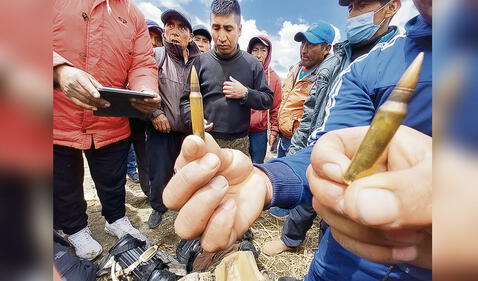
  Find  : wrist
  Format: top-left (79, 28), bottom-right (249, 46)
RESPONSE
top-left (53, 64), bottom-right (69, 85)
top-left (241, 88), bottom-right (249, 101)
top-left (254, 167), bottom-right (273, 207)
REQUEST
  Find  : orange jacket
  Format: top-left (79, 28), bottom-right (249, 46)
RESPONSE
top-left (278, 63), bottom-right (319, 138)
top-left (53, 0), bottom-right (158, 150)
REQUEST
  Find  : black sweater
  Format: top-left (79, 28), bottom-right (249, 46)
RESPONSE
top-left (181, 48), bottom-right (274, 140)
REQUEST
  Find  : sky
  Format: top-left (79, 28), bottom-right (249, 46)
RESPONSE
top-left (133, 0), bottom-right (419, 77)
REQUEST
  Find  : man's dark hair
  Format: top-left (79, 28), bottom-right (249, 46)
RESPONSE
top-left (210, 0), bottom-right (241, 24)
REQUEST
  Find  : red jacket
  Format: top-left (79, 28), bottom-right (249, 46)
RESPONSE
top-left (53, 0), bottom-right (158, 150)
top-left (247, 36), bottom-right (282, 135)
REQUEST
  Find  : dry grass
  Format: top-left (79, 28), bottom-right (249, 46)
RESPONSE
top-left (84, 152), bottom-right (319, 281)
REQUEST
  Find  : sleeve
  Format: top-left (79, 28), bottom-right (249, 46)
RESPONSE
top-left (308, 60), bottom-right (376, 145)
top-left (53, 51), bottom-right (73, 68)
top-left (268, 72), bottom-right (282, 136)
top-left (255, 146), bottom-right (313, 209)
top-left (289, 82), bottom-right (319, 155)
top-left (126, 11), bottom-right (159, 95)
top-left (241, 63), bottom-right (274, 110)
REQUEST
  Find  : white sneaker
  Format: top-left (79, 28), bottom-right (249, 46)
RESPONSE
top-left (67, 227), bottom-right (103, 260)
top-left (105, 216), bottom-right (148, 242)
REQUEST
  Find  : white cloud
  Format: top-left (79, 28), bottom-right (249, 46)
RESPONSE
top-left (157, 0), bottom-right (192, 10)
top-left (391, 0), bottom-right (419, 32)
top-left (136, 2), bottom-right (163, 26)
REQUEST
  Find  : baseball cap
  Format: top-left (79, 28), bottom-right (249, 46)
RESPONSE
top-left (294, 21), bottom-right (336, 45)
top-left (192, 25), bottom-right (212, 42)
top-left (161, 9), bottom-right (193, 32)
top-left (145, 19), bottom-right (163, 35)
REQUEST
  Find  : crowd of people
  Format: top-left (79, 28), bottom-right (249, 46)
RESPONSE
top-left (53, 0), bottom-right (432, 280)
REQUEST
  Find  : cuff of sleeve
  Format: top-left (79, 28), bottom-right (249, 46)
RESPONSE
top-left (239, 88), bottom-right (250, 105)
top-left (254, 162), bottom-right (303, 210)
top-left (53, 52), bottom-right (73, 68)
top-left (151, 109), bottom-right (163, 119)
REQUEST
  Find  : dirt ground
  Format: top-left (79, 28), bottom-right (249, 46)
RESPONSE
top-left (84, 152), bottom-right (320, 281)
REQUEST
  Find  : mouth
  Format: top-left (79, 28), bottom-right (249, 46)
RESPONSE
top-left (217, 45), bottom-right (229, 49)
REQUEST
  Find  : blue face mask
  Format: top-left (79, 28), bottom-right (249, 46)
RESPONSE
top-left (346, 2), bottom-right (391, 44)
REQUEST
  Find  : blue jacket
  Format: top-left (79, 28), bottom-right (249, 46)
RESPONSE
top-left (257, 15), bottom-right (432, 281)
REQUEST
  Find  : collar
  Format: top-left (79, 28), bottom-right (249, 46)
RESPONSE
top-left (406, 15), bottom-right (432, 40)
top-left (163, 37), bottom-right (200, 62)
top-left (213, 45), bottom-right (241, 61)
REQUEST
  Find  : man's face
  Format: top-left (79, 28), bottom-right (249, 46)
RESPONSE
top-left (149, 30), bottom-right (163, 48)
top-left (210, 13), bottom-right (242, 56)
top-left (193, 34), bottom-right (211, 53)
top-left (300, 41), bottom-right (330, 69)
top-left (251, 42), bottom-right (269, 66)
top-left (348, 0), bottom-right (396, 25)
top-left (413, 0), bottom-right (432, 24)
top-left (164, 18), bottom-right (192, 49)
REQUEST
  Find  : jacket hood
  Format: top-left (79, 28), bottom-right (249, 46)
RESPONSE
top-left (247, 35), bottom-right (273, 70)
top-left (406, 15), bottom-right (432, 39)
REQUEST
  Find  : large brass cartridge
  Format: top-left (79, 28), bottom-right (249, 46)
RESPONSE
top-left (343, 52), bottom-right (425, 184)
top-left (189, 66), bottom-right (205, 140)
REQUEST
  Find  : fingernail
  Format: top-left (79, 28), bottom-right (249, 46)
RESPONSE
top-left (322, 163), bottom-right (344, 183)
top-left (223, 199), bottom-right (235, 210)
top-left (392, 246), bottom-right (417, 262)
top-left (105, 102), bottom-right (111, 107)
top-left (210, 176), bottom-right (228, 190)
top-left (92, 107), bottom-right (98, 111)
top-left (357, 189), bottom-right (399, 225)
top-left (199, 153), bottom-right (219, 170)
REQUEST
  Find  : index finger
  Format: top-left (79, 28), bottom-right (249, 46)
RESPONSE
top-left (79, 75), bottom-right (101, 98)
top-left (311, 126), bottom-right (370, 183)
top-left (164, 153), bottom-right (221, 210)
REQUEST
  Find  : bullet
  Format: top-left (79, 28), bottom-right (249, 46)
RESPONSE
top-left (343, 52), bottom-right (425, 184)
top-left (189, 66), bottom-right (205, 139)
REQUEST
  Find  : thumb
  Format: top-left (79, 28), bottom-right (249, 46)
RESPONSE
top-left (343, 163), bottom-right (431, 228)
top-left (229, 76), bottom-right (237, 82)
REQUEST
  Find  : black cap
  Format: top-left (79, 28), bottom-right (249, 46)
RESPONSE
top-left (192, 25), bottom-right (212, 42)
top-left (161, 9), bottom-right (192, 32)
top-left (339, 0), bottom-right (351, 5)
top-left (145, 19), bottom-right (163, 35)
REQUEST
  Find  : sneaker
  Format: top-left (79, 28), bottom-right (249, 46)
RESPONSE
top-left (67, 227), bottom-right (102, 260)
top-left (262, 238), bottom-right (292, 256)
top-left (148, 210), bottom-right (164, 229)
top-left (127, 172), bottom-right (140, 183)
top-left (269, 207), bottom-right (290, 219)
top-left (105, 216), bottom-right (147, 242)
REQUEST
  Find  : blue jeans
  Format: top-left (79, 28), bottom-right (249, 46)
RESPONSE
top-left (249, 130), bottom-right (267, 164)
top-left (127, 144), bottom-right (137, 175)
top-left (304, 229), bottom-right (432, 281)
top-left (278, 135), bottom-right (291, 158)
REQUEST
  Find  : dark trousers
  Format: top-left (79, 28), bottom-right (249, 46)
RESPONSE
top-left (281, 202), bottom-right (317, 248)
top-left (147, 127), bottom-right (186, 212)
top-left (53, 140), bottom-right (129, 235)
top-left (130, 119), bottom-right (150, 196)
top-left (249, 130), bottom-right (267, 164)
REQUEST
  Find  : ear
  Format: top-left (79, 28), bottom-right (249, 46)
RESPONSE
top-left (188, 33), bottom-right (194, 43)
top-left (325, 44), bottom-right (332, 53)
top-left (385, 0), bottom-right (401, 19)
top-left (238, 24), bottom-right (242, 37)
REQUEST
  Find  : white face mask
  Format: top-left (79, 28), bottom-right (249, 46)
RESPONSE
top-left (346, 1), bottom-right (392, 44)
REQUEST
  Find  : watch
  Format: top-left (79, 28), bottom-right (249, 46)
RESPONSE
top-left (241, 88), bottom-right (249, 102)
